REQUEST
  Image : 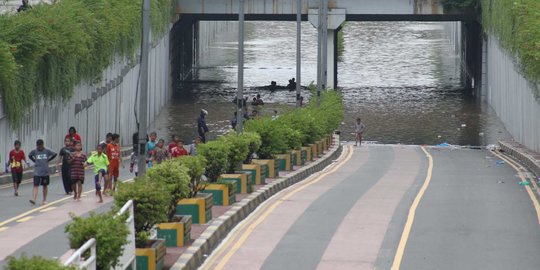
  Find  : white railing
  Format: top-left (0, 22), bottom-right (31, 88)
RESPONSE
top-left (63, 238), bottom-right (97, 270)
top-left (114, 200), bottom-right (136, 270)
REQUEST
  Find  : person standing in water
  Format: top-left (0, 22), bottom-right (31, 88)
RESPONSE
top-left (355, 118), bottom-right (367, 147)
top-left (197, 109), bottom-right (209, 143)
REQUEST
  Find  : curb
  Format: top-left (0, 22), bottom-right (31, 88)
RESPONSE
top-left (499, 141), bottom-right (540, 177)
top-left (171, 138), bottom-right (343, 270)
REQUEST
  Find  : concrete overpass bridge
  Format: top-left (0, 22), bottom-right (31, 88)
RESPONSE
top-left (172, 0), bottom-right (480, 90)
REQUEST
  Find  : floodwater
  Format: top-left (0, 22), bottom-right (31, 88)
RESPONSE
top-left (151, 21), bottom-right (511, 146)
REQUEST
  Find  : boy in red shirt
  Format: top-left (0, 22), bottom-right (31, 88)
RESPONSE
top-left (106, 133), bottom-right (124, 192)
top-left (170, 139), bottom-right (189, 158)
top-left (8, 140), bottom-right (29, 196)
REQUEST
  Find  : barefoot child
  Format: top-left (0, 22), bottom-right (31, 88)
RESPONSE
top-left (28, 139), bottom-right (57, 205)
top-left (57, 137), bottom-right (74, 195)
top-left (354, 118), bottom-right (367, 147)
top-left (153, 139), bottom-right (170, 165)
top-left (106, 133), bottom-right (124, 192)
top-left (87, 144), bottom-right (109, 203)
top-left (129, 150), bottom-right (139, 177)
top-left (69, 141), bottom-right (87, 201)
top-left (8, 140), bottom-right (30, 196)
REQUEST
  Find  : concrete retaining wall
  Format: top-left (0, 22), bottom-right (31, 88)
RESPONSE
top-left (0, 32), bottom-right (171, 164)
top-left (484, 36), bottom-right (540, 152)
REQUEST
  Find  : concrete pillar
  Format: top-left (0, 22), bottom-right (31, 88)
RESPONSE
top-left (327, 29), bottom-right (335, 89)
top-left (309, 9), bottom-right (345, 89)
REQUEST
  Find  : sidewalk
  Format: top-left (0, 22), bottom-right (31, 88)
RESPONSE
top-left (499, 141), bottom-right (540, 177)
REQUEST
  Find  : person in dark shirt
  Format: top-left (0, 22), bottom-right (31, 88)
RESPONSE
top-left (17, 0), bottom-right (31, 13)
top-left (197, 109), bottom-right (209, 143)
top-left (57, 137), bottom-right (74, 195)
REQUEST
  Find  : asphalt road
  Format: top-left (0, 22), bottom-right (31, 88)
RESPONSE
top-left (0, 159), bottom-right (135, 267)
top-left (203, 145), bottom-right (540, 270)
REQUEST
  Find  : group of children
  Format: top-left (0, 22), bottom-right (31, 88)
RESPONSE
top-left (130, 132), bottom-right (200, 176)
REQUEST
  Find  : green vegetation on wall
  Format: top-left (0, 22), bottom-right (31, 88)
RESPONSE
top-left (0, 0), bottom-right (173, 126)
top-left (481, 0), bottom-right (540, 86)
top-left (440, 0), bottom-right (476, 9)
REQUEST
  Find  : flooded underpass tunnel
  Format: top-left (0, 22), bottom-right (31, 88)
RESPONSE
top-left (155, 21), bottom-right (511, 146)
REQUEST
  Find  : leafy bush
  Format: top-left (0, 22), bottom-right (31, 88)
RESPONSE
top-left (5, 255), bottom-right (75, 270)
top-left (146, 160), bottom-right (190, 220)
top-left (276, 110), bottom-right (323, 145)
top-left (244, 117), bottom-right (289, 159)
top-left (0, 0), bottom-right (173, 125)
top-left (173, 155), bottom-right (207, 198)
top-left (65, 212), bottom-right (129, 270)
top-left (114, 177), bottom-right (170, 247)
top-left (241, 131), bottom-right (262, 164)
top-left (198, 140), bottom-right (230, 182)
top-left (219, 132), bottom-right (250, 173)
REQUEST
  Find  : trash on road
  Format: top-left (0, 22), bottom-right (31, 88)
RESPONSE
top-left (461, 124), bottom-right (467, 127)
top-left (437, 142), bottom-right (451, 147)
top-left (486, 144), bottom-right (500, 151)
top-left (496, 160), bottom-right (505, 165)
top-left (518, 181), bottom-right (530, 186)
top-left (497, 181), bottom-right (505, 184)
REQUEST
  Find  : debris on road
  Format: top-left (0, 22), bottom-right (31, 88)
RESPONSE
top-left (496, 160), bottom-right (505, 165)
top-left (518, 181), bottom-right (530, 186)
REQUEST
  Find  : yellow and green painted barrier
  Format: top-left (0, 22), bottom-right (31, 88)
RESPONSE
top-left (156, 215), bottom-right (191, 247)
top-left (135, 239), bottom-right (166, 270)
top-left (200, 183), bottom-right (236, 206)
top-left (292, 150), bottom-right (303, 166)
top-left (219, 173), bottom-right (252, 194)
top-left (176, 193), bottom-right (213, 224)
top-left (275, 153), bottom-right (292, 171)
top-left (301, 146), bottom-right (312, 162)
top-left (241, 164), bottom-right (264, 185)
top-left (253, 159), bottom-right (276, 178)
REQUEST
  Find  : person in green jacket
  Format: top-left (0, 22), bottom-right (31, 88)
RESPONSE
top-left (87, 144), bottom-right (109, 203)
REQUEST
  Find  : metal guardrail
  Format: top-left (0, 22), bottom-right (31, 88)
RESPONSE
top-left (63, 238), bottom-right (97, 269)
top-left (62, 200), bottom-right (135, 270)
top-left (114, 200), bottom-right (136, 270)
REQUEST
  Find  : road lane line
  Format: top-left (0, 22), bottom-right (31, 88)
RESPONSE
top-left (0, 227), bottom-right (8, 232)
top-left (0, 178), bottom-right (134, 228)
top-left (491, 151), bottom-right (540, 227)
top-left (391, 146), bottom-right (433, 270)
top-left (16, 216), bottom-right (34, 223)
top-left (209, 145), bottom-right (354, 270)
top-left (39, 207), bottom-right (57, 213)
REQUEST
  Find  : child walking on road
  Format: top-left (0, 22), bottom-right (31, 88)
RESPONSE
top-left (28, 140), bottom-right (57, 205)
top-left (69, 141), bottom-right (87, 201)
top-left (87, 144), bottom-right (109, 203)
top-left (355, 118), bottom-right (367, 147)
top-left (57, 137), bottom-right (74, 195)
top-left (107, 133), bottom-right (124, 192)
top-left (8, 140), bottom-right (30, 196)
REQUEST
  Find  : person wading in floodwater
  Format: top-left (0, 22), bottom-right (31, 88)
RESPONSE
top-left (355, 118), bottom-right (367, 147)
top-left (197, 109), bottom-right (209, 143)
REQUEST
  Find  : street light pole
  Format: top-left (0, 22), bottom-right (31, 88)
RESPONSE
top-left (316, 0), bottom-right (323, 107)
top-left (296, 0), bottom-right (302, 108)
top-left (322, 0), bottom-right (328, 90)
top-left (138, 0), bottom-right (150, 176)
top-left (236, 0), bottom-right (245, 133)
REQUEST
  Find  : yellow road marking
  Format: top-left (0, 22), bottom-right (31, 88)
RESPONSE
top-left (0, 178), bottom-right (134, 228)
top-left (16, 216), bottom-right (34, 223)
top-left (39, 207), bottom-right (57, 213)
top-left (207, 145), bottom-right (354, 270)
top-left (391, 146), bottom-right (434, 270)
top-left (491, 151), bottom-right (540, 227)
top-left (0, 227), bottom-right (8, 232)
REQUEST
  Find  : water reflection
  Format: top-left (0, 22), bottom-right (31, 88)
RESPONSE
top-left (151, 21), bottom-right (511, 146)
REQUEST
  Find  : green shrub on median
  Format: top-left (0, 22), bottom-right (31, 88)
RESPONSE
top-left (114, 177), bottom-right (170, 247)
top-left (198, 140), bottom-right (231, 183)
top-left (5, 255), bottom-right (75, 270)
top-left (65, 211), bottom-right (129, 270)
top-left (173, 155), bottom-right (207, 198)
top-left (146, 160), bottom-right (191, 220)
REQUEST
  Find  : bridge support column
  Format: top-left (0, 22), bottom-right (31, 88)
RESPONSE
top-left (309, 9), bottom-right (345, 90)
